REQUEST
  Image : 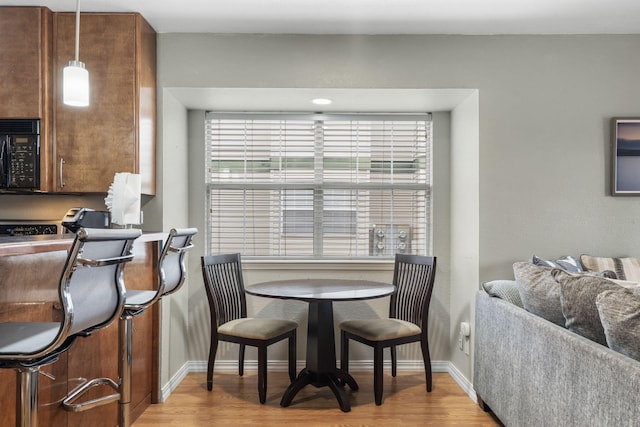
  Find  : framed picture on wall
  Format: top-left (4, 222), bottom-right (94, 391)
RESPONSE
top-left (612, 118), bottom-right (640, 196)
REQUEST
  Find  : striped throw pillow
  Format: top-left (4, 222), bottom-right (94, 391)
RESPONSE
top-left (580, 255), bottom-right (640, 282)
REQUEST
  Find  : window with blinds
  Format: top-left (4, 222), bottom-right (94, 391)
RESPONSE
top-left (205, 112), bottom-right (432, 259)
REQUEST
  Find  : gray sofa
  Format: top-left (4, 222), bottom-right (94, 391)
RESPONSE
top-left (473, 287), bottom-right (640, 427)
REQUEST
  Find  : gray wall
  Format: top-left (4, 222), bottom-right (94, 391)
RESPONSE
top-left (154, 89), bottom-right (192, 386)
top-left (155, 33), bottom-right (640, 385)
top-left (2, 32), bottom-right (638, 390)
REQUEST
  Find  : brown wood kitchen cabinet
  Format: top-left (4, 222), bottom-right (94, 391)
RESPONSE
top-left (0, 7), bottom-right (54, 191)
top-left (0, 7), bottom-right (51, 120)
top-left (52, 12), bottom-right (156, 195)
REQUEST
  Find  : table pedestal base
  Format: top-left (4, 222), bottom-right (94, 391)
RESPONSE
top-left (280, 368), bottom-right (358, 412)
top-left (280, 301), bottom-right (358, 412)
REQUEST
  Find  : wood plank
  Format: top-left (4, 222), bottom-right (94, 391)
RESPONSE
top-left (132, 372), bottom-right (503, 426)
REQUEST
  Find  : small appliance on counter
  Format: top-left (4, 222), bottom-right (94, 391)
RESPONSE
top-left (61, 208), bottom-right (110, 233)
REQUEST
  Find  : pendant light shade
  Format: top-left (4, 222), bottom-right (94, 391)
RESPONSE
top-left (63, 60), bottom-right (89, 107)
top-left (63, 0), bottom-right (89, 107)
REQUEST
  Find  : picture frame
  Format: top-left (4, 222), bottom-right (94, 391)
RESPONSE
top-left (612, 118), bottom-right (640, 196)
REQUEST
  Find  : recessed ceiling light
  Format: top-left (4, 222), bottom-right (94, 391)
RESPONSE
top-left (311, 98), bottom-right (332, 105)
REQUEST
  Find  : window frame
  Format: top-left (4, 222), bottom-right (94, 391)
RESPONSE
top-left (205, 112), bottom-right (433, 261)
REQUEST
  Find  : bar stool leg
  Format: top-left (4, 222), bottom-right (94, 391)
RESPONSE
top-left (118, 314), bottom-right (133, 427)
top-left (17, 366), bottom-right (39, 427)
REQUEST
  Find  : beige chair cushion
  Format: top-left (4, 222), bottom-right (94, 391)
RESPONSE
top-left (218, 318), bottom-right (297, 340)
top-left (340, 318), bottom-right (421, 341)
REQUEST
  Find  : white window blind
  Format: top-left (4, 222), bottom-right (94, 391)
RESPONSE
top-left (205, 113), bottom-right (432, 259)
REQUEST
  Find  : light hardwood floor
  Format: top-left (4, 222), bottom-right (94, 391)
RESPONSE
top-left (133, 371), bottom-right (502, 426)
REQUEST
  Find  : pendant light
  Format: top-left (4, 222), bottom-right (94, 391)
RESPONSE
top-left (63, 0), bottom-right (89, 107)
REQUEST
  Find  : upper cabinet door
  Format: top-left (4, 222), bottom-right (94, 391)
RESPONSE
top-left (52, 13), bottom-right (156, 194)
top-left (0, 7), bottom-right (53, 192)
top-left (0, 7), bottom-right (51, 120)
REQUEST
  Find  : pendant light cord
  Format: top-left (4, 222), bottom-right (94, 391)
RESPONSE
top-left (74, 0), bottom-right (81, 62)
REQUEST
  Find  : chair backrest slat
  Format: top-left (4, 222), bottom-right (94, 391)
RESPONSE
top-left (390, 254), bottom-right (437, 330)
top-left (201, 253), bottom-right (246, 328)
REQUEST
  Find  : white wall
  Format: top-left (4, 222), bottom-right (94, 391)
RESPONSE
top-left (157, 33), bottom-right (640, 385)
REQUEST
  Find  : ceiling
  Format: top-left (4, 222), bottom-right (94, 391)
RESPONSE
top-left (4, 0), bottom-right (640, 35)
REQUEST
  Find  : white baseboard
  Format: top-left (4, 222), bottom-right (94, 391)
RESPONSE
top-left (158, 362), bottom-right (190, 403)
top-left (447, 361), bottom-right (476, 403)
top-left (162, 359), bottom-right (476, 403)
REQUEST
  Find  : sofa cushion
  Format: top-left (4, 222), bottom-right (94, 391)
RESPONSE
top-left (482, 280), bottom-right (523, 307)
top-left (580, 255), bottom-right (640, 281)
top-left (596, 288), bottom-right (640, 361)
top-left (531, 255), bottom-right (583, 272)
top-left (513, 262), bottom-right (566, 327)
top-left (551, 269), bottom-right (620, 345)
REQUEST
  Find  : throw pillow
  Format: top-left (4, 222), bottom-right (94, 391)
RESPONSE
top-left (596, 288), bottom-right (640, 361)
top-left (609, 278), bottom-right (640, 289)
top-left (513, 262), bottom-right (566, 327)
top-left (580, 255), bottom-right (640, 281)
top-left (531, 255), bottom-right (583, 272)
top-left (481, 280), bottom-right (524, 307)
top-left (551, 269), bottom-right (619, 345)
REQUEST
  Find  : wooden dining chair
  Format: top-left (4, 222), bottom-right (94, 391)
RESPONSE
top-left (201, 253), bottom-right (298, 404)
top-left (339, 254), bottom-right (437, 405)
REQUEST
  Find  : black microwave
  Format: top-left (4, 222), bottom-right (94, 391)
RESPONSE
top-left (0, 119), bottom-right (40, 190)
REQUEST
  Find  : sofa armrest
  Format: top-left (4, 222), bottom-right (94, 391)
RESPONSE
top-left (473, 290), bottom-right (640, 427)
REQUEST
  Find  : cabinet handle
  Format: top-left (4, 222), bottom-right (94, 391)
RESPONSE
top-left (60, 158), bottom-right (65, 189)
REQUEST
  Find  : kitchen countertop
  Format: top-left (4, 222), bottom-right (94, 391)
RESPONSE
top-left (0, 231), bottom-right (167, 258)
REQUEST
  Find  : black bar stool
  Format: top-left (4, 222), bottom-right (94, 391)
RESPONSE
top-left (0, 228), bottom-right (141, 427)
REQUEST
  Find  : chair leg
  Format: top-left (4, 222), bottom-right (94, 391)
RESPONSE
top-left (391, 345), bottom-right (397, 377)
top-left (239, 344), bottom-right (246, 376)
top-left (118, 314), bottom-right (134, 427)
top-left (17, 366), bottom-right (39, 427)
top-left (257, 345), bottom-right (267, 404)
top-left (420, 335), bottom-right (432, 392)
top-left (373, 345), bottom-right (384, 406)
top-left (340, 331), bottom-right (349, 372)
top-left (288, 331), bottom-right (297, 382)
top-left (207, 338), bottom-right (218, 391)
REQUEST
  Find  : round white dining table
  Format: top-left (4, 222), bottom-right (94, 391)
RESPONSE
top-left (245, 279), bottom-right (395, 412)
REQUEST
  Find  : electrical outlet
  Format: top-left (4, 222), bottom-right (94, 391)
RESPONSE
top-left (460, 322), bottom-right (470, 337)
top-left (458, 332), bottom-right (463, 350)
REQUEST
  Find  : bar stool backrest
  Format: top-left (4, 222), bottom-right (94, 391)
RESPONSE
top-left (158, 228), bottom-right (198, 297)
top-left (62, 228), bottom-right (141, 343)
